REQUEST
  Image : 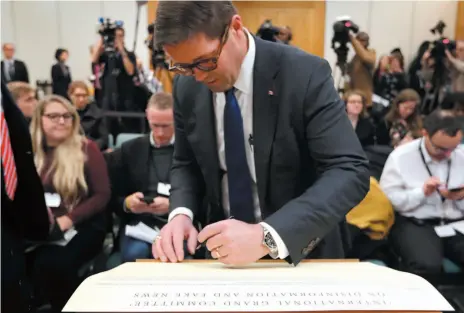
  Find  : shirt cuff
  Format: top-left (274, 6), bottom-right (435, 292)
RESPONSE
top-left (259, 222), bottom-right (289, 259)
top-left (168, 207), bottom-right (194, 222)
top-left (411, 187), bottom-right (427, 203)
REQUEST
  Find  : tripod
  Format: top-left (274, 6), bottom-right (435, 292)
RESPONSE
top-left (332, 44), bottom-right (349, 98)
top-left (420, 63), bottom-right (449, 115)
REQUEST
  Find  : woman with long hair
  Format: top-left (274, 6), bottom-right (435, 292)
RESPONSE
top-left (376, 89), bottom-right (423, 148)
top-left (28, 95), bottom-right (110, 312)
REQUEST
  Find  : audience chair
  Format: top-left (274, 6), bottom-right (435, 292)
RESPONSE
top-left (114, 133), bottom-right (144, 148)
top-left (108, 134), bottom-right (114, 149)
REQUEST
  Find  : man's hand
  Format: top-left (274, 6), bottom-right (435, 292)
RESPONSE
top-left (125, 192), bottom-right (150, 214)
top-left (57, 215), bottom-right (73, 232)
top-left (197, 219), bottom-right (269, 265)
top-left (152, 214), bottom-right (197, 262)
top-left (149, 197), bottom-right (169, 215)
top-left (423, 176), bottom-right (442, 196)
top-left (439, 186), bottom-right (464, 201)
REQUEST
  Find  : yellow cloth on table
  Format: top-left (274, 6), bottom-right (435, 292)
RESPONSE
top-left (346, 177), bottom-right (394, 240)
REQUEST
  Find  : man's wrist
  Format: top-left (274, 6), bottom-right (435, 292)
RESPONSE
top-left (124, 197), bottom-right (132, 212)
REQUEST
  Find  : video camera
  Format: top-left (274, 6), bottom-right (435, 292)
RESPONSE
top-left (256, 19), bottom-right (281, 42)
top-left (429, 20), bottom-right (456, 84)
top-left (97, 17), bottom-right (124, 55)
top-left (430, 21), bottom-right (456, 61)
top-left (331, 16), bottom-right (359, 73)
top-left (146, 23), bottom-right (168, 69)
top-left (332, 16), bottom-right (359, 46)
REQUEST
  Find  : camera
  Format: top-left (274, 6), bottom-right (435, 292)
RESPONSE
top-left (429, 20), bottom-right (456, 83)
top-left (146, 23), bottom-right (168, 69)
top-left (256, 19), bottom-right (281, 42)
top-left (430, 21), bottom-right (456, 61)
top-left (331, 16), bottom-right (359, 72)
top-left (97, 17), bottom-right (124, 55)
top-left (332, 16), bottom-right (359, 46)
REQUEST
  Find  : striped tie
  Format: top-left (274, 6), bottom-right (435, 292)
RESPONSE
top-left (1, 111), bottom-right (17, 200)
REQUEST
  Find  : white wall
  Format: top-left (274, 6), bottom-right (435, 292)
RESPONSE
top-left (1, 0), bottom-right (149, 86)
top-left (324, 0), bottom-right (458, 73)
top-left (2, 1), bottom-right (458, 85)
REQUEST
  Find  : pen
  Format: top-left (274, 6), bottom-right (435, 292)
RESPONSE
top-left (196, 216), bottom-right (234, 250)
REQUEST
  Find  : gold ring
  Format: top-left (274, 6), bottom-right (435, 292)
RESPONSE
top-left (215, 248), bottom-right (221, 258)
top-left (154, 235), bottom-right (162, 243)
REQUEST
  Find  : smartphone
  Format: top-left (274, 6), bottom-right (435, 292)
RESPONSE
top-left (448, 186), bottom-right (464, 193)
top-left (140, 196), bottom-right (154, 204)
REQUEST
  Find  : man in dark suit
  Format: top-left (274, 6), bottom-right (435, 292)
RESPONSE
top-left (152, 1), bottom-right (370, 266)
top-left (1, 82), bottom-right (51, 312)
top-left (107, 93), bottom-right (175, 262)
top-left (1, 43), bottom-right (30, 83)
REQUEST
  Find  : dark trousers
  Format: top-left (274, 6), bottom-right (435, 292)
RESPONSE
top-left (390, 214), bottom-right (464, 274)
top-left (26, 225), bottom-right (105, 313)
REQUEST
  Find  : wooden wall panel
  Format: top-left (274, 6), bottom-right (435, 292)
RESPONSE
top-left (234, 1), bottom-right (325, 57)
top-left (456, 0), bottom-right (464, 41)
top-left (147, 1), bottom-right (326, 57)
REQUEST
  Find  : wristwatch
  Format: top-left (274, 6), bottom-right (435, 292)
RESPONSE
top-left (261, 225), bottom-right (279, 258)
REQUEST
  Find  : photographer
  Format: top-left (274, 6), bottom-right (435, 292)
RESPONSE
top-left (445, 40), bottom-right (464, 93)
top-left (91, 26), bottom-right (136, 112)
top-left (347, 32), bottom-right (377, 106)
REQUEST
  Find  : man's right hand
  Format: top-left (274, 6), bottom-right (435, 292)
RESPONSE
top-left (423, 177), bottom-right (442, 196)
top-left (125, 192), bottom-right (150, 214)
top-left (152, 214), bottom-right (198, 263)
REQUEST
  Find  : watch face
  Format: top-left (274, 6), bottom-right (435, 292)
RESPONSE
top-left (264, 232), bottom-right (277, 250)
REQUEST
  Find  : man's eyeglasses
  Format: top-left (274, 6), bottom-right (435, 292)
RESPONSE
top-left (43, 113), bottom-right (74, 123)
top-left (168, 24), bottom-right (230, 76)
top-left (430, 140), bottom-right (457, 154)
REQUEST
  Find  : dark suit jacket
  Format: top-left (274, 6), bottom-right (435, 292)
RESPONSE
top-left (1, 82), bottom-right (50, 312)
top-left (106, 135), bottom-right (169, 228)
top-left (170, 37), bottom-right (370, 265)
top-left (1, 59), bottom-right (29, 83)
top-left (355, 117), bottom-right (376, 147)
top-left (78, 101), bottom-right (108, 150)
top-left (51, 62), bottom-right (72, 99)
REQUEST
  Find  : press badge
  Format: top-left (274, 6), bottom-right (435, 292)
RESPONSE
top-left (157, 183), bottom-right (171, 196)
top-left (44, 193), bottom-right (61, 208)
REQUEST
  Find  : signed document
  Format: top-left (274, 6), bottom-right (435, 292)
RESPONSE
top-left (63, 261), bottom-right (452, 312)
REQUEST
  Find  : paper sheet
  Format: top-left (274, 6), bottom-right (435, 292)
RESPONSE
top-left (63, 261), bottom-right (452, 312)
top-left (125, 222), bottom-right (160, 244)
top-left (450, 220), bottom-right (464, 235)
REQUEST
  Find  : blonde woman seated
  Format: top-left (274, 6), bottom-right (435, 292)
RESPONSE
top-left (27, 95), bottom-right (110, 313)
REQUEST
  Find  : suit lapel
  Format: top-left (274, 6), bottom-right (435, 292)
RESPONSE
top-left (188, 84), bottom-right (221, 201)
top-left (252, 38), bottom-right (281, 211)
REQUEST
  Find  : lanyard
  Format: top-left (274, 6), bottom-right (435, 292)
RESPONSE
top-left (418, 139), bottom-right (451, 203)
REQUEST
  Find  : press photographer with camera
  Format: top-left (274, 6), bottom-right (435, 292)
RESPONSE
top-left (419, 21), bottom-right (459, 114)
top-left (91, 23), bottom-right (137, 112)
top-left (347, 31), bottom-right (377, 106)
top-left (445, 40), bottom-right (464, 93)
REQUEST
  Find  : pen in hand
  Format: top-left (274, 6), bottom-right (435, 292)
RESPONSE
top-left (196, 216), bottom-right (234, 250)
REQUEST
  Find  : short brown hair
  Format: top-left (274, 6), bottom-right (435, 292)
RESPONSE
top-left (154, 1), bottom-right (237, 46)
top-left (7, 81), bottom-right (35, 101)
top-left (68, 81), bottom-right (89, 96)
top-left (344, 89), bottom-right (369, 118)
top-left (147, 92), bottom-right (173, 110)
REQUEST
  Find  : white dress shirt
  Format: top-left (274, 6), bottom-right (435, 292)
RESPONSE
top-left (169, 30), bottom-right (289, 259)
top-left (3, 59), bottom-right (14, 81)
top-left (380, 138), bottom-right (464, 220)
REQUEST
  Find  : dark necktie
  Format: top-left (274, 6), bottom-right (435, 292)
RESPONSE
top-left (224, 88), bottom-right (255, 223)
top-left (8, 62), bottom-right (15, 80)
